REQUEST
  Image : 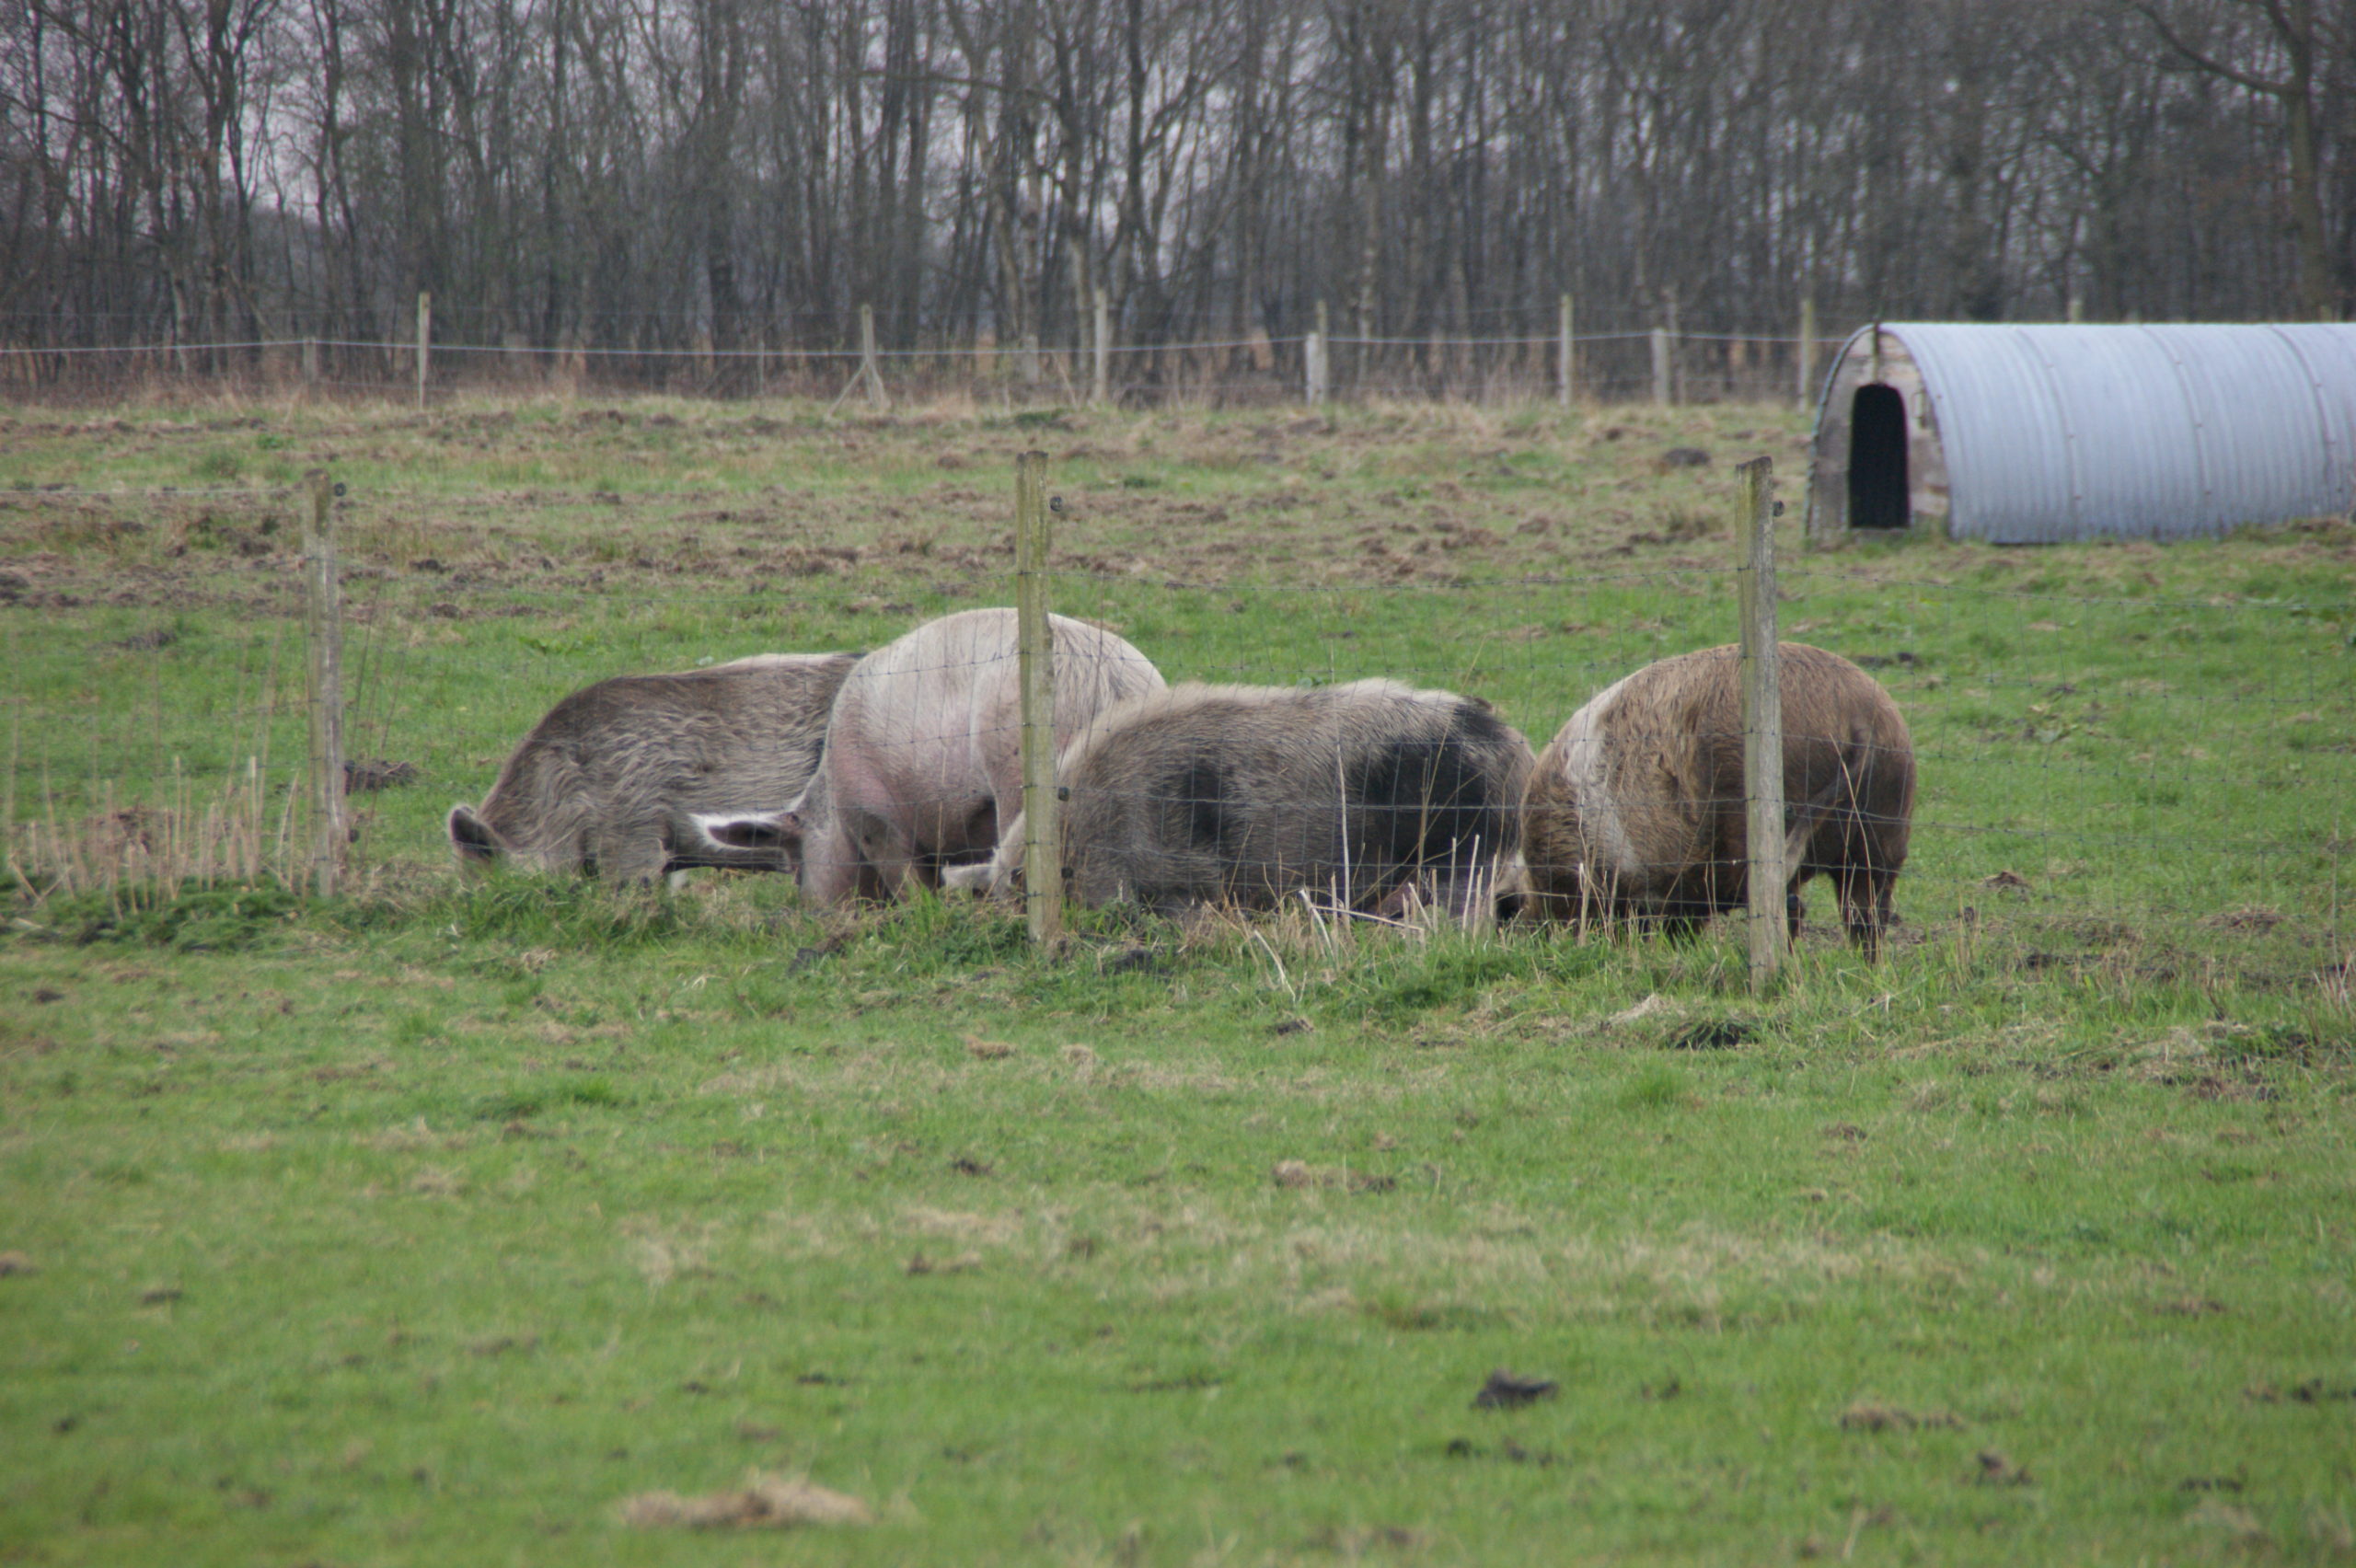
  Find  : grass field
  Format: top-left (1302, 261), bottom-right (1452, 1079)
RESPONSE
top-left (3, 394), bottom-right (2352, 1565)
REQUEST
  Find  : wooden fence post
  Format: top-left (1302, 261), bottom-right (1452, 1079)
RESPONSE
top-left (1014, 451), bottom-right (1063, 944)
top-left (1558, 293), bottom-right (1576, 408)
top-left (415, 293), bottom-right (431, 409)
top-left (1796, 295), bottom-right (1817, 407)
top-left (1738, 455), bottom-right (1786, 991)
top-left (303, 335), bottom-right (319, 389)
top-left (1651, 325), bottom-right (1672, 407)
top-left (304, 470), bottom-right (347, 898)
top-left (1315, 298), bottom-right (1332, 403)
top-left (860, 304), bottom-right (885, 409)
top-left (1093, 287), bottom-right (1111, 405)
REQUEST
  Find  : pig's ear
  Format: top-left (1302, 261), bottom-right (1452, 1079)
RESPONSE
top-left (448, 804), bottom-right (502, 861)
top-left (689, 811), bottom-right (803, 852)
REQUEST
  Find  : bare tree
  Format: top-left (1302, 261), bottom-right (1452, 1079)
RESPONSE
top-left (5, 0), bottom-right (2348, 386)
top-left (2128, 0), bottom-right (2340, 318)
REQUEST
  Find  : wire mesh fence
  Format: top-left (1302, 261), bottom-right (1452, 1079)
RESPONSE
top-left (0, 325), bottom-right (1825, 409)
top-left (3, 456), bottom-right (2349, 983)
top-left (1032, 566), bottom-right (2348, 963)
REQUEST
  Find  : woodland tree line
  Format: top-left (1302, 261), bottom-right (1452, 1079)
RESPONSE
top-left (2, 0), bottom-right (2350, 392)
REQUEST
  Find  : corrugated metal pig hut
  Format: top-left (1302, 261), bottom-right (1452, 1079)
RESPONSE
top-left (1806, 322), bottom-right (2356, 542)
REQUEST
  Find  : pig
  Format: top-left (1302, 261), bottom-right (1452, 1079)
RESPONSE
top-left (445, 651), bottom-right (858, 882)
top-left (1519, 641), bottom-right (1914, 953)
top-left (689, 607), bottom-right (1165, 903)
top-left (964, 678), bottom-right (1535, 925)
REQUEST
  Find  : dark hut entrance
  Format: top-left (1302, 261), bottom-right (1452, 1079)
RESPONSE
top-left (1845, 383), bottom-right (1910, 530)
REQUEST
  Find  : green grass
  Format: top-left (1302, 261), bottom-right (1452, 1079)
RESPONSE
top-left (4, 395), bottom-right (2354, 1564)
top-left (5, 888), bottom-right (2352, 1564)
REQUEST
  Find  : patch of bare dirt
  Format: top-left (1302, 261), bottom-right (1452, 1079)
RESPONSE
top-left (2246, 1378), bottom-right (2356, 1404)
top-left (1839, 1401), bottom-right (1964, 1433)
top-left (1972, 1448), bottom-right (2033, 1486)
top-left (1471, 1369), bottom-right (1559, 1410)
top-left (343, 758), bottom-right (420, 792)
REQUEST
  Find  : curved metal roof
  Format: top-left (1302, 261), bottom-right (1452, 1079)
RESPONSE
top-left (1822, 322), bottom-right (2356, 542)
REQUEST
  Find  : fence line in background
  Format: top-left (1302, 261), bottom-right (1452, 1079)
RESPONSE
top-left (1, 312), bottom-right (1846, 409)
top-left (3, 332), bottom-right (1739, 360)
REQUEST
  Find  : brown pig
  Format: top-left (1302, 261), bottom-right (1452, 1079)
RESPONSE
top-left (1520, 642), bottom-right (1914, 953)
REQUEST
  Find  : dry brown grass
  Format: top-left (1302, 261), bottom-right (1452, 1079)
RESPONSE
top-left (6, 762), bottom-right (306, 905)
top-left (1270, 1159), bottom-right (1397, 1193)
top-left (620, 1471), bottom-right (871, 1530)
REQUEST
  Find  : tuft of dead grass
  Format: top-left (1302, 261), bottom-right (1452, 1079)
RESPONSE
top-left (2185, 1497), bottom-right (2268, 1543)
top-left (8, 767), bottom-right (300, 905)
top-left (1272, 1159), bottom-right (1398, 1193)
top-left (620, 1472), bottom-right (871, 1530)
top-left (408, 1165), bottom-right (464, 1197)
top-left (1606, 993), bottom-right (1674, 1029)
top-left (357, 1118), bottom-right (450, 1152)
top-left (901, 1205), bottom-right (1020, 1250)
